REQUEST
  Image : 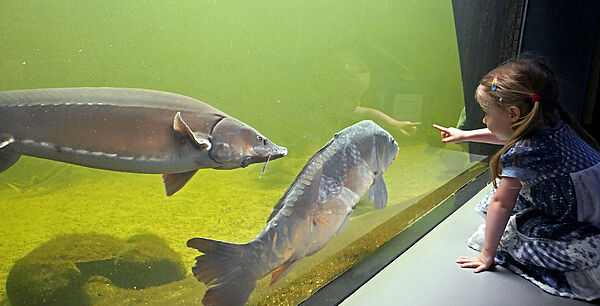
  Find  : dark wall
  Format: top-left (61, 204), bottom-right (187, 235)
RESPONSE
top-left (452, 0), bottom-right (600, 155)
top-left (520, 0), bottom-right (600, 121)
top-left (451, 0), bottom-right (524, 155)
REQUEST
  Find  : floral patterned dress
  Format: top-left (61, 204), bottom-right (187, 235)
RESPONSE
top-left (468, 120), bottom-right (600, 301)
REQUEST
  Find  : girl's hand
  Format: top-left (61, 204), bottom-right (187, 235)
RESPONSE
top-left (456, 253), bottom-right (497, 273)
top-left (432, 124), bottom-right (467, 143)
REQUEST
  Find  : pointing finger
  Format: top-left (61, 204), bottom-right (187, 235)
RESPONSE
top-left (432, 124), bottom-right (448, 132)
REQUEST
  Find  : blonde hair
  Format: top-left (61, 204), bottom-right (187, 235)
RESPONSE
top-left (476, 57), bottom-right (600, 186)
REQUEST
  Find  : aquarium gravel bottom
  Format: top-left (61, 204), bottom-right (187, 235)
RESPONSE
top-left (0, 143), bottom-right (485, 305)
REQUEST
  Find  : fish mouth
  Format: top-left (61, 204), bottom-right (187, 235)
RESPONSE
top-left (247, 145), bottom-right (287, 167)
top-left (270, 146), bottom-right (288, 159)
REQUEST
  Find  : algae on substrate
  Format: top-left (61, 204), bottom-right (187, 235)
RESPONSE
top-left (6, 233), bottom-right (187, 306)
top-left (112, 234), bottom-right (187, 290)
top-left (6, 233), bottom-right (124, 306)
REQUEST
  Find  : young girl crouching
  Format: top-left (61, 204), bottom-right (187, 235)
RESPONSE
top-left (434, 58), bottom-right (600, 301)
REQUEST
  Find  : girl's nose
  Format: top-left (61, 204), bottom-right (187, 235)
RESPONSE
top-left (482, 117), bottom-right (487, 125)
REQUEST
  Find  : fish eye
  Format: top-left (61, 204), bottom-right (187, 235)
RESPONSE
top-left (256, 135), bottom-right (268, 145)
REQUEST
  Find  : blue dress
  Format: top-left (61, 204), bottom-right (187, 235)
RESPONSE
top-left (469, 121), bottom-right (600, 301)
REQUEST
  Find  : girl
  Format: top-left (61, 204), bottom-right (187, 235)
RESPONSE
top-left (433, 58), bottom-right (600, 301)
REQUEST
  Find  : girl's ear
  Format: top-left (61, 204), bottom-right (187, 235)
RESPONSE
top-left (508, 105), bottom-right (522, 123)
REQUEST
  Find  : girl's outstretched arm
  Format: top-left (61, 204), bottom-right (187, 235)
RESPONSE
top-left (432, 124), bottom-right (506, 145)
top-left (457, 177), bottom-right (521, 272)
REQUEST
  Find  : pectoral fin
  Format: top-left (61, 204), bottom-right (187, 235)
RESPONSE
top-left (0, 134), bottom-right (14, 149)
top-left (270, 260), bottom-right (299, 286)
top-left (162, 170), bottom-right (198, 196)
top-left (336, 211), bottom-right (353, 234)
top-left (173, 112), bottom-right (211, 150)
top-left (368, 175), bottom-right (388, 209)
top-left (0, 134), bottom-right (20, 173)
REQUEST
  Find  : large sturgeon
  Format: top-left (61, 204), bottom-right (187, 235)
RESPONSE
top-left (187, 120), bottom-right (399, 305)
top-left (0, 87), bottom-right (287, 196)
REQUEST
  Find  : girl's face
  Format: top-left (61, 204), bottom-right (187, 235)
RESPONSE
top-left (482, 104), bottom-right (517, 141)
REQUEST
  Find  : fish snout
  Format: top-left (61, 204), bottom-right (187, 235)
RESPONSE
top-left (242, 141), bottom-right (286, 169)
top-left (271, 145), bottom-right (288, 159)
top-left (208, 118), bottom-right (287, 168)
top-left (252, 139), bottom-right (287, 162)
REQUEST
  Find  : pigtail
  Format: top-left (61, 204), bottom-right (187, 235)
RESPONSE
top-left (489, 99), bottom-right (543, 187)
top-left (480, 57), bottom-right (600, 187)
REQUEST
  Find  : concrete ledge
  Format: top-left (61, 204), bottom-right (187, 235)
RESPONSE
top-left (342, 185), bottom-right (594, 306)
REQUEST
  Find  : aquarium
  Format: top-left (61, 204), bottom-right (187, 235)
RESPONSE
top-left (0, 1), bottom-right (486, 305)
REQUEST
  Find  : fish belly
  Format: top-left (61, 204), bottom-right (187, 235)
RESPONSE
top-left (0, 96), bottom-right (209, 174)
top-left (10, 140), bottom-right (203, 174)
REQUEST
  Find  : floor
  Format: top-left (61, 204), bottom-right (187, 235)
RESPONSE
top-left (341, 184), bottom-right (596, 306)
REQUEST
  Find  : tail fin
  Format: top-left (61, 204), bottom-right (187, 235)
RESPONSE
top-left (187, 237), bottom-right (258, 306)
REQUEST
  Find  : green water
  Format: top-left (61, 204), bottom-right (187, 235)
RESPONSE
top-left (0, 1), bottom-right (473, 305)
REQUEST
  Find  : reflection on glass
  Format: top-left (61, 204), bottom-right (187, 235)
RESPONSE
top-left (0, 1), bottom-right (482, 305)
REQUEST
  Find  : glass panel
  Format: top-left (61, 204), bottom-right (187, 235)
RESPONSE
top-left (0, 1), bottom-right (482, 305)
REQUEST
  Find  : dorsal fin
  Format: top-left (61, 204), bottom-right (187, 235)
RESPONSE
top-left (266, 164), bottom-right (324, 223)
top-left (173, 112), bottom-right (211, 150)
